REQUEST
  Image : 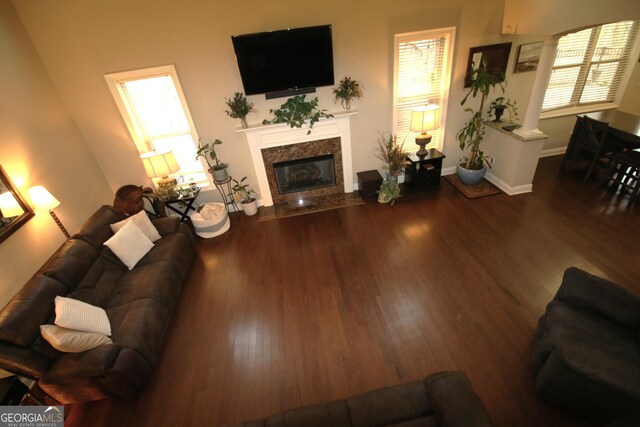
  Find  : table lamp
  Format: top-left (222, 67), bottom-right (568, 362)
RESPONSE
top-left (140, 151), bottom-right (180, 186)
top-left (0, 191), bottom-right (24, 219)
top-left (410, 104), bottom-right (440, 156)
top-left (28, 186), bottom-right (70, 238)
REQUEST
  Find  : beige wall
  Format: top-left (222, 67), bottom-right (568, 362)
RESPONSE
top-left (0, 2), bottom-right (112, 307)
top-left (619, 62), bottom-right (640, 115)
top-left (503, 0), bottom-right (640, 36)
top-left (12, 0), bottom-right (524, 197)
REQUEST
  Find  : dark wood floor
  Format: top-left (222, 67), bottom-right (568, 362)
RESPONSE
top-left (64, 155), bottom-right (639, 427)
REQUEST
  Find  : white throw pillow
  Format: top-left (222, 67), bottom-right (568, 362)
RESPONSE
top-left (54, 296), bottom-right (112, 336)
top-left (110, 210), bottom-right (161, 242)
top-left (104, 220), bottom-right (154, 270)
top-left (40, 324), bottom-right (112, 353)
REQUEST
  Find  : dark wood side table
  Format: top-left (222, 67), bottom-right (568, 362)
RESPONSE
top-left (163, 187), bottom-right (201, 221)
top-left (404, 149), bottom-right (446, 191)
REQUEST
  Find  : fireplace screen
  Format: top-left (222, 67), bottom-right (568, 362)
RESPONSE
top-left (273, 154), bottom-right (336, 195)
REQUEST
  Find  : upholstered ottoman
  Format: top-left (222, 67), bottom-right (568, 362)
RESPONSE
top-left (191, 203), bottom-right (230, 238)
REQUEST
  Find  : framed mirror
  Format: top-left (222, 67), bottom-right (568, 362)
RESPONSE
top-left (0, 164), bottom-right (34, 244)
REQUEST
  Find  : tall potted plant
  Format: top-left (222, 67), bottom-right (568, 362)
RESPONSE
top-left (195, 138), bottom-right (229, 182)
top-left (456, 59), bottom-right (505, 185)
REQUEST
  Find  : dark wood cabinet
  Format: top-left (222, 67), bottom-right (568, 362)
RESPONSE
top-left (404, 149), bottom-right (445, 191)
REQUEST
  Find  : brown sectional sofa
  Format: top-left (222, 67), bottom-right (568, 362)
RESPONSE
top-left (0, 205), bottom-right (195, 403)
top-left (229, 370), bottom-right (494, 427)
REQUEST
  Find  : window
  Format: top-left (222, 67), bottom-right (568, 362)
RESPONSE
top-left (542, 21), bottom-right (639, 112)
top-left (393, 27), bottom-right (455, 150)
top-left (105, 65), bottom-right (207, 186)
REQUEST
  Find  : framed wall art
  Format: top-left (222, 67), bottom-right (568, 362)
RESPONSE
top-left (514, 41), bottom-right (543, 73)
top-left (464, 42), bottom-right (512, 87)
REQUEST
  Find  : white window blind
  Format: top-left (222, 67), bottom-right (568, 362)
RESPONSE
top-left (394, 29), bottom-right (454, 149)
top-left (105, 66), bottom-right (207, 185)
top-left (543, 20), bottom-right (639, 111)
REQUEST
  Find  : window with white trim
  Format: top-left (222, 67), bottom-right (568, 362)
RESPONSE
top-left (393, 27), bottom-right (455, 150)
top-left (105, 65), bottom-right (207, 186)
top-left (542, 20), bottom-right (639, 112)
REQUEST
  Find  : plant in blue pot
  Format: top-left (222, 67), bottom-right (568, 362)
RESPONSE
top-left (456, 58), bottom-right (506, 185)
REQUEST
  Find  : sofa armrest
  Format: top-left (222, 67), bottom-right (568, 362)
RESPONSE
top-left (556, 267), bottom-right (640, 329)
top-left (151, 216), bottom-right (181, 236)
top-left (0, 341), bottom-right (51, 379)
top-left (425, 371), bottom-right (494, 427)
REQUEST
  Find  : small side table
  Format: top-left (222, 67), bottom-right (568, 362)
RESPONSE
top-left (214, 177), bottom-right (239, 213)
top-left (404, 149), bottom-right (446, 192)
top-left (163, 187), bottom-right (201, 221)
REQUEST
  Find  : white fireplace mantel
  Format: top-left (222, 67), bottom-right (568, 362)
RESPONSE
top-left (238, 111), bottom-right (357, 207)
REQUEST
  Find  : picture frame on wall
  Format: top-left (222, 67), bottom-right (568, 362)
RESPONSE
top-left (514, 41), bottom-right (543, 73)
top-left (464, 42), bottom-right (512, 87)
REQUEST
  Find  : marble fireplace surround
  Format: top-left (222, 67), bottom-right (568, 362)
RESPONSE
top-left (240, 112), bottom-right (356, 207)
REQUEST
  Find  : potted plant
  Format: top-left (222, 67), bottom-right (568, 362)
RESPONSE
top-left (225, 92), bottom-right (254, 129)
top-left (456, 59), bottom-right (506, 185)
top-left (195, 138), bottom-right (229, 182)
top-left (232, 177), bottom-right (258, 216)
top-left (488, 97), bottom-right (519, 123)
top-left (333, 76), bottom-right (364, 111)
top-left (262, 95), bottom-right (333, 135)
top-left (374, 133), bottom-right (405, 205)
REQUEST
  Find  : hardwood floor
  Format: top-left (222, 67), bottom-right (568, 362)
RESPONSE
top-left (64, 155), bottom-right (639, 427)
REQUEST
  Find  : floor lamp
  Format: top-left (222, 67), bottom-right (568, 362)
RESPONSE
top-left (28, 186), bottom-right (70, 238)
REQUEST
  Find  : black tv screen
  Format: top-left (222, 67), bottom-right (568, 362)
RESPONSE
top-left (231, 25), bottom-right (334, 97)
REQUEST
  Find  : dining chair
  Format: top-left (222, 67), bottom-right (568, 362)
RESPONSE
top-left (607, 149), bottom-right (640, 203)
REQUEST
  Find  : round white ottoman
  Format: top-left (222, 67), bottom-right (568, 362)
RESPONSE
top-left (191, 202), bottom-right (230, 238)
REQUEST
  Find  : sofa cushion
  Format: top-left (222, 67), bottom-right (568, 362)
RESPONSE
top-left (106, 299), bottom-right (170, 365)
top-left (0, 275), bottom-right (66, 347)
top-left (533, 301), bottom-right (640, 371)
top-left (74, 205), bottom-right (127, 249)
top-left (347, 380), bottom-right (433, 427)
top-left (40, 325), bottom-right (112, 353)
top-left (104, 221), bottom-right (154, 270)
top-left (107, 261), bottom-right (182, 309)
top-left (110, 210), bottom-right (161, 242)
top-left (40, 239), bottom-right (99, 290)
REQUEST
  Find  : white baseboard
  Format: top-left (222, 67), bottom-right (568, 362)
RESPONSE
top-left (540, 147), bottom-right (566, 158)
top-left (484, 172), bottom-right (532, 195)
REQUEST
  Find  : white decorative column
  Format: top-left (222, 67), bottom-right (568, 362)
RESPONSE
top-left (513, 36), bottom-right (559, 140)
top-left (238, 111), bottom-right (357, 207)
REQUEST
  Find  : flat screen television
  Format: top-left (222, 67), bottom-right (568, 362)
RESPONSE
top-left (231, 25), bottom-right (334, 98)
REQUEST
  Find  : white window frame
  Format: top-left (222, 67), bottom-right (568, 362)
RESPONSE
top-left (540, 21), bottom-right (640, 120)
top-left (393, 27), bottom-right (456, 152)
top-left (104, 65), bottom-right (210, 186)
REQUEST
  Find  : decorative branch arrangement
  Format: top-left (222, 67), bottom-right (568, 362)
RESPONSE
top-left (262, 95), bottom-right (333, 135)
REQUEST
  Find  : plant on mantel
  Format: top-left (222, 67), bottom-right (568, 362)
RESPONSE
top-left (262, 95), bottom-right (333, 135)
top-left (333, 76), bottom-right (364, 111)
top-left (225, 92), bottom-right (254, 129)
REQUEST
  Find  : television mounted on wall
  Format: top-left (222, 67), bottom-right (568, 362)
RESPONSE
top-left (231, 25), bottom-right (334, 99)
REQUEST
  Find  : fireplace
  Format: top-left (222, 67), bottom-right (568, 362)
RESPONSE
top-left (240, 112), bottom-right (357, 215)
top-left (274, 154), bottom-right (336, 195)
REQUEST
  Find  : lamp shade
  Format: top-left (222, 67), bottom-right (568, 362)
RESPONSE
top-left (0, 191), bottom-right (24, 218)
top-left (140, 151), bottom-right (180, 179)
top-left (410, 104), bottom-right (441, 133)
top-left (28, 186), bottom-right (60, 212)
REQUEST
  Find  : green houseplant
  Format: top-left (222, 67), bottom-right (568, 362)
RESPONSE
top-left (488, 97), bottom-right (519, 123)
top-left (225, 92), bottom-right (254, 129)
top-left (195, 138), bottom-right (228, 182)
top-left (232, 177), bottom-right (258, 216)
top-left (456, 59), bottom-right (506, 185)
top-left (374, 133), bottom-right (405, 205)
top-left (262, 95), bottom-right (333, 135)
top-left (333, 76), bottom-right (364, 111)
